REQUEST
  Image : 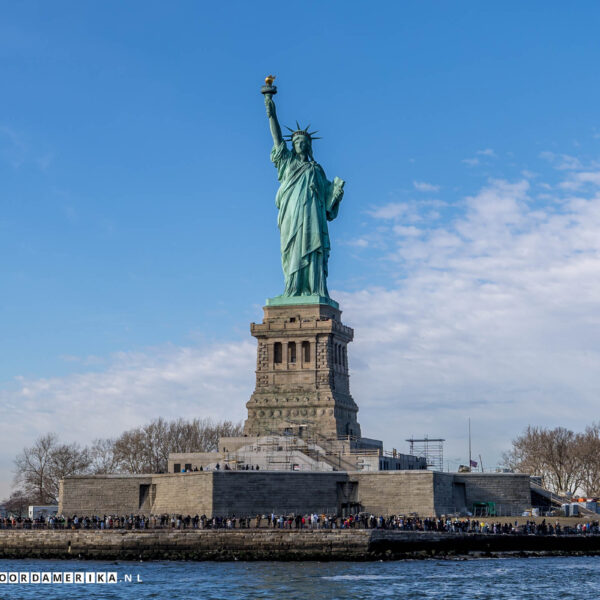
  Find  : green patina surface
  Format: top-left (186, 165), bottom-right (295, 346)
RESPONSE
top-left (263, 81), bottom-right (344, 304)
top-left (266, 294), bottom-right (339, 309)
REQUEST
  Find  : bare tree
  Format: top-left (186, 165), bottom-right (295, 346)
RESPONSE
top-left (13, 433), bottom-right (91, 504)
top-left (145, 417), bottom-right (171, 473)
top-left (111, 418), bottom-right (244, 474)
top-left (14, 433), bottom-right (59, 504)
top-left (110, 418), bottom-right (170, 474)
top-left (503, 426), bottom-right (545, 478)
top-left (46, 442), bottom-right (91, 502)
top-left (579, 423), bottom-right (600, 497)
top-left (12, 419), bottom-right (245, 493)
top-left (540, 427), bottom-right (583, 495)
top-left (167, 418), bottom-right (243, 453)
top-left (504, 426), bottom-right (584, 495)
top-left (112, 429), bottom-right (149, 474)
top-left (89, 438), bottom-right (119, 474)
top-left (207, 419), bottom-right (244, 451)
top-left (1, 489), bottom-right (35, 517)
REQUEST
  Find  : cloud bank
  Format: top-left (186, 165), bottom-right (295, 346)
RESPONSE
top-left (341, 166), bottom-right (600, 468)
top-left (0, 343), bottom-right (255, 497)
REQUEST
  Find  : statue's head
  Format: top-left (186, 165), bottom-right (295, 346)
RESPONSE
top-left (284, 122), bottom-right (321, 159)
top-left (293, 134), bottom-right (311, 156)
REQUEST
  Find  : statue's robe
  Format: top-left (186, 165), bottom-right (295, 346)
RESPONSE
top-left (271, 141), bottom-right (340, 297)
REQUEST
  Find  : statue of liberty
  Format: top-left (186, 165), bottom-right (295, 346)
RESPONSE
top-left (262, 76), bottom-right (345, 304)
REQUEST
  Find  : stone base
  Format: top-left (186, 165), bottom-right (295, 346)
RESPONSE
top-left (244, 302), bottom-right (361, 440)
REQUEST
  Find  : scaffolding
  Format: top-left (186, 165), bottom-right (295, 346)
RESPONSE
top-left (223, 430), bottom-right (376, 473)
top-left (406, 437), bottom-right (445, 472)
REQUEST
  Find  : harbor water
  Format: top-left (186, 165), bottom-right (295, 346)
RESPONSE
top-left (0, 556), bottom-right (598, 599)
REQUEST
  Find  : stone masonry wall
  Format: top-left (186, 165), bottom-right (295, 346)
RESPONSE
top-left (60, 473), bottom-right (214, 517)
top-left (432, 473), bottom-right (457, 514)
top-left (0, 530), bottom-right (371, 561)
top-left (2, 529), bottom-right (599, 561)
top-left (454, 473), bottom-right (531, 514)
top-left (211, 472), bottom-right (342, 515)
top-left (60, 471), bottom-right (531, 518)
top-left (244, 304), bottom-right (360, 439)
top-left (351, 472), bottom-right (436, 515)
top-left (60, 475), bottom-right (152, 515)
top-left (152, 473), bottom-right (213, 516)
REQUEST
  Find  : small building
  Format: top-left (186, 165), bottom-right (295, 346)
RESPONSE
top-left (168, 434), bottom-right (426, 474)
top-left (28, 505), bottom-right (58, 519)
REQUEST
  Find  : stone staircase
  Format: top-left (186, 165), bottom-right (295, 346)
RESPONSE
top-left (262, 430), bottom-right (363, 472)
top-left (531, 480), bottom-right (598, 517)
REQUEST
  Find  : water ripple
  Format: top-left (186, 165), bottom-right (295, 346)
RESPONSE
top-left (0, 556), bottom-right (598, 599)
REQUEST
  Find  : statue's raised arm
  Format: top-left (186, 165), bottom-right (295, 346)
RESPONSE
top-left (265, 96), bottom-right (282, 147)
top-left (262, 75), bottom-right (282, 147)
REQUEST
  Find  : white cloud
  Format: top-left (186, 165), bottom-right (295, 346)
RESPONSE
top-left (539, 151), bottom-right (584, 171)
top-left (369, 203), bottom-right (409, 220)
top-left (559, 171), bottom-right (600, 190)
top-left (369, 199), bottom-right (442, 225)
top-left (521, 170), bottom-right (538, 179)
top-left (0, 342), bottom-right (255, 497)
top-left (336, 175), bottom-right (600, 470)
top-left (413, 181), bottom-right (440, 192)
top-left (462, 149), bottom-right (496, 168)
top-left (347, 237), bottom-right (369, 248)
top-left (392, 225), bottom-right (422, 237)
top-left (539, 150), bottom-right (600, 190)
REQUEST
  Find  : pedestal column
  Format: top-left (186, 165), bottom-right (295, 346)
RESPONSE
top-left (244, 303), bottom-right (361, 440)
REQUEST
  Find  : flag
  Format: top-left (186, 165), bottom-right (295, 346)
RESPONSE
top-left (470, 460), bottom-right (478, 468)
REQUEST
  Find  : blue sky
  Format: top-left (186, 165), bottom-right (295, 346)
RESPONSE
top-left (2, 1), bottom-right (600, 497)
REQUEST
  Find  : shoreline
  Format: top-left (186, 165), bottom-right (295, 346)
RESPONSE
top-left (1, 530), bottom-right (600, 561)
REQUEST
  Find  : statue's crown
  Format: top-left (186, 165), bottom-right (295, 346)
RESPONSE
top-left (284, 122), bottom-right (321, 142)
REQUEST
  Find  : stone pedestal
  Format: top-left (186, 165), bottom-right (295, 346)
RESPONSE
top-left (244, 303), bottom-right (362, 440)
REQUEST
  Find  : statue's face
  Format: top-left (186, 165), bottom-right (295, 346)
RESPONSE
top-left (293, 135), bottom-right (310, 155)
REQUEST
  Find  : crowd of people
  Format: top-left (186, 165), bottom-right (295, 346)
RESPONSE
top-left (0, 513), bottom-right (599, 535)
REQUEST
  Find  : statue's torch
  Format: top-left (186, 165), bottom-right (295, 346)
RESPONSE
top-left (261, 75), bottom-right (277, 98)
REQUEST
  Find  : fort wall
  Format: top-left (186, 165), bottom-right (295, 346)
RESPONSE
top-left (454, 473), bottom-right (531, 514)
top-left (59, 471), bottom-right (531, 517)
top-left (351, 472), bottom-right (436, 515)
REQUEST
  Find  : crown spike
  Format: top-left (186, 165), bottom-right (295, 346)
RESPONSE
top-left (283, 122), bottom-right (323, 143)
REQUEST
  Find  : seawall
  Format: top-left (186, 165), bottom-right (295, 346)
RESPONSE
top-left (1, 530), bottom-right (600, 561)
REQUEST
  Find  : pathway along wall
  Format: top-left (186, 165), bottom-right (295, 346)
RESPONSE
top-left (1, 530), bottom-right (600, 561)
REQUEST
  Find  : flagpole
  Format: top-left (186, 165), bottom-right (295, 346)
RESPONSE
top-left (468, 418), bottom-right (472, 472)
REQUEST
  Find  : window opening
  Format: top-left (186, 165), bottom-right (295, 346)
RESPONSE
top-left (302, 341), bottom-right (310, 362)
top-left (274, 342), bottom-right (282, 364)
